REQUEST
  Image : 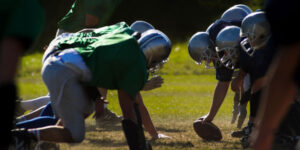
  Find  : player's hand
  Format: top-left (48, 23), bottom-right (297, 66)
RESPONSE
top-left (198, 114), bottom-right (213, 123)
top-left (152, 133), bottom-right (172, 140)
top-left (142, 75), bottom-right (164, 91)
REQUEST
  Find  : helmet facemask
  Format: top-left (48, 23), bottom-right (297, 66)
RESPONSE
top-left (199, 46), bottom-right (218, 69)
top-left (216, 26), bottom-right (241, 70)
top-left (216, 46), bottom-right (240, 70)
top-left (240, 38), bottom-right (254, 56)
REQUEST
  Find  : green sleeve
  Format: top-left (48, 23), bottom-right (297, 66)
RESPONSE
top-left (57, 0), bottom-right (85, 32)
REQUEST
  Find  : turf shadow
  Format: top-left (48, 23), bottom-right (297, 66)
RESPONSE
top-left (150, 140), bottom-right (194, 148)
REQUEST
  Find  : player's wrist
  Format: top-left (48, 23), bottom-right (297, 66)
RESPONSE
top-left (150, 132), bottom-right (159, 139)
top-left (205, 113), bottom-right (214, 122)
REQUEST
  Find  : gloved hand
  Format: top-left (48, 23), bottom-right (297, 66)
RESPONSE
top-left (198, 114), bottom-right (213, 123)
top-left (152, 133), bottom-right (172, 140)
top-left (237, 103), bottom-right (248, 128)
top-left (142, 75), bottom-right (164, 91)
top-left (231, 96), bottom-right (239, 124)
top-left (231, 109), bottom-right (239, 124)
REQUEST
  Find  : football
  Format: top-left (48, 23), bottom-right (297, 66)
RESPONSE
top-left (193, 119), bottom-right (222, 141)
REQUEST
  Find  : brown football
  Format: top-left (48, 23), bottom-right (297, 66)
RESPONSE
top-left (193, 119), bottom-right (222, 141)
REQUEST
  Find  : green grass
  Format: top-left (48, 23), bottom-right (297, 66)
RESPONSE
top-left (17, 42), bottom-right (246, 149)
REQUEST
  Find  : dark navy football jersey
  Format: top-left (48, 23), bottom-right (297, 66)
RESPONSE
top-left (215, 63), bottom-right (234, 82)
top-left (239, 48), bottom-right (262, 85)
top-left (239, 40), bottom-right (275, 85)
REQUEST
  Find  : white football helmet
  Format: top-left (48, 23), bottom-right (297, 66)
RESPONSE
top-left (130, 20), bottom-right (155, 34)
top-left (233, 4), bottom-right (252, 14)
top-left (206, 23), bottom-right (214, 33)
top-left (188, 32), bottom-right (216, 68)
top-left (138, 29), bottom-right (172, 71)
top-left (221, 7), bottom-right (249, 23)
top-left (216, 26), bottom-right (241, 70)
top-left (240, 11), bottom-right (271, 54)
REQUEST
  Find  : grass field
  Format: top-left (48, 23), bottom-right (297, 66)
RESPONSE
top-left (17, 42), bottom-right (247, 149)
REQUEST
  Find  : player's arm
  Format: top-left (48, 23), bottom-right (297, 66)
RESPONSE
top-left (135, 92), bottom-right (171, 139)
top-left (204, 81), bottom-right (230, 122)
top-left (135, 93), bottom-right (158, 137)
top-left (203, 65), bottom-right (234, 122)
top-left (251, 76), bottom-right (266, 93)
top-left (231, 69), bottom-right (247, 92)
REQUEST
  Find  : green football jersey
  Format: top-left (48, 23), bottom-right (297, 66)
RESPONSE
top-left (57, 22), bottom-right (148, 99)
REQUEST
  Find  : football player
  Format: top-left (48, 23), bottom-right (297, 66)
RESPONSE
top-left (15, 21), bottom-right (160, 129)
top-left (214, 11), bottom-right (273, 146)
top-left (12, 22), bottom-right (171, 150)
top-left (218, 11), bottom-right (300, 149)
top-left (188, 5), bottom-right (250, 128)
top-left (0, 0), bottom-right (45, 148)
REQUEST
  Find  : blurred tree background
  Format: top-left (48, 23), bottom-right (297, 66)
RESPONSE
top-left (32, 0), bottom-right (264, 52)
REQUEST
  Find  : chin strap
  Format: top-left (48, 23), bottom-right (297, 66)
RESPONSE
top-left (122, 102), bottom-right (152, 150)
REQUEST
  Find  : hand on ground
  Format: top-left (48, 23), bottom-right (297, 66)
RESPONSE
top-left (152, 133), bottom-right (172, 140)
